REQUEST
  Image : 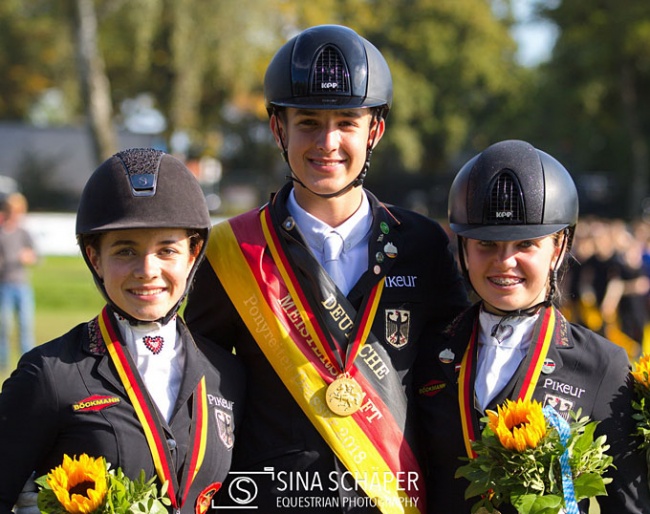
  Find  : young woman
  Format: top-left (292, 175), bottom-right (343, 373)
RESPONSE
top-left (415, 139), bottom-right (649, 513)
top-left (0, 148), bottom-right (244, 513)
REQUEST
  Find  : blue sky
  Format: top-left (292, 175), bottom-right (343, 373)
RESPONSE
top-left (511, 0), bottom-right (558, 66)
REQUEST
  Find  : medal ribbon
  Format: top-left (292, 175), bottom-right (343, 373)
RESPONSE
top-left (206, 210), bottom-right (424, 514)
top-left (458, 307), bottom-right (556, 458)
top-left (261, 206), bottom-right (379, 375)
top-left (99, 308), bottom-right (208, 509)
top-left (458, 321), bottom-right (479, 458)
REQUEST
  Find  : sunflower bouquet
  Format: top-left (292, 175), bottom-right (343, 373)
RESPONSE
top-left (631, 353), bottom-right (650, 484)
top-left (35, 454), bottom-right (170, 514)
top-left (455, 398), bottom-right (613, 514)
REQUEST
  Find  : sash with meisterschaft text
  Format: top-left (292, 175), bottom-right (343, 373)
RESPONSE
top-left (206, 206), bottom-right (424, 514)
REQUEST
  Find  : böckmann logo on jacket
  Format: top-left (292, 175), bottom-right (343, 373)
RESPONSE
top-left (72, 395), bottom-right (121, 412)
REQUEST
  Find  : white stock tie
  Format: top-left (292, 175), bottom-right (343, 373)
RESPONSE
top-left (323, 231), bottom-right (347, 293)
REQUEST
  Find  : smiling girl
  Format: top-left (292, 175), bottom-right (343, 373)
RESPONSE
top-left (415, 139), bottom-right (649, 513)
top-left (0, 148), bottom-right (244, 513)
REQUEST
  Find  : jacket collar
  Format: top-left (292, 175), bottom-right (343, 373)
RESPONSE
top-left (86, 308), bottom-right (209, 421)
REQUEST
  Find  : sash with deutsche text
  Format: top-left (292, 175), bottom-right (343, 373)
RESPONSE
top-left (206, 206), bottom-right (424, 514)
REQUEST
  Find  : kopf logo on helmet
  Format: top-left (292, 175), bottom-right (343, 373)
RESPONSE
top-left (263, 24), bottom-right (393, 114)
top-left (448, 139), bottom-right (579, 243)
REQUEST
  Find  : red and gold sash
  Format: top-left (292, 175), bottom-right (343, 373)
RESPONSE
top-left (98, 308), bottom-right (208, 510)
top-left (206, 207), bottom-right (424, 513)
top-left (458, 306), bottom-right (557, 458)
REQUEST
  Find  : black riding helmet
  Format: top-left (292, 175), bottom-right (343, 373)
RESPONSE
top-left (449, 139), bottom-right (578, 242)
top-left (76, 148), bottom-right (211, 325)
top-left (448, 139), bottom-right (579, 306)
top-left (264, 24), bottom-right (393, 116)
top-left (264, 25), bottom-right (392, 198)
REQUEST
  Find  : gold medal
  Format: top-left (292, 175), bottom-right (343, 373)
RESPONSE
top-left (326, 374), bottom-right (365, 416)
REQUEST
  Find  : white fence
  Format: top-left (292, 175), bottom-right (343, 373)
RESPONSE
top-left (24, 213), bottom-right (226, 256)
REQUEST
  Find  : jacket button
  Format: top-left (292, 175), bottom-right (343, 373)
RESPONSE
top-left (167, 438), bottom-right (177, 450)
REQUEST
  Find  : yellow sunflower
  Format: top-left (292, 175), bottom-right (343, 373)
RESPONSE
top-left (487, 398), bottom-right (547, 452)
top-left (46, 454), bottom-right (108, 513)
top-left (632, 353), bottom-right (650, 392)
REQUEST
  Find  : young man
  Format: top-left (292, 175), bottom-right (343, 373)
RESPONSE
top-left (185, 25), bottom-right (468, 513)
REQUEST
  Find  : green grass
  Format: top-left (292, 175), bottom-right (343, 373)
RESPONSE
top-left (32, 254), bottom-right (105, 340)
top-left (0, 255), bottom-right (104, 382)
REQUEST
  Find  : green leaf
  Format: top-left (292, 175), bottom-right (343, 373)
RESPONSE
top-left (511, 493), bottom-right (562, 514)
top-left (573, 473), bottom-right (608, 500)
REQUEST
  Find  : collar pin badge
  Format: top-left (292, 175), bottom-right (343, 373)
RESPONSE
top-left (439, 348), bottom-right (455, 364)
top-left (541, 358), bottom-right (556, 374)
top-left (384, 242), bottom-right (398, 258)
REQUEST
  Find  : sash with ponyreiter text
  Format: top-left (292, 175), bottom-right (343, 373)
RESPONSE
top-left (458, 306), bottom-right (557, 458)
top-left (98, 307), bottom-right (209, 511)
top-left (206, 206), bottom-right (424, 513)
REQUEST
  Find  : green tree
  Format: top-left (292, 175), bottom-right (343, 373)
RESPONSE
top-left (0, 0), bottom-right (530, 213)
top-left (0, 0), bottom-right (77, 121)
top-left (530, 0), bottom-right (650, 219)
top-left (71, 0), bottom-right (118, 162)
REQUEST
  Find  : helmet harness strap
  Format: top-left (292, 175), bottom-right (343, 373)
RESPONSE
top-left (547, 227), bottom-right (570, 302)
top-left (273, 108), bottom-right (382, 199)
top-left (82, 234), bottom-right (207, 327)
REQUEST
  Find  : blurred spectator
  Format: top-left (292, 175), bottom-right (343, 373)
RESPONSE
top-left (0, 193), bottom-right (38, 369)
top-left (561, 217), bottom-right (649, 359)
top-left (601, 222), bottom-right (649, 351)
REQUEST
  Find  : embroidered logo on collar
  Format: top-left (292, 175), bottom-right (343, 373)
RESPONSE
top-left (72, 395), bottom-right (120, 412)
top-left (143, 335), bottom-right (164, 354)
top-left (87, 318), bottom-right (108, 355)
top-left (384, 275), bottom-right (417, 288)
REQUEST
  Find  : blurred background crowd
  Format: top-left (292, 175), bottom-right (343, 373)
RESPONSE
top-left (560, 217), bottom-right (650, 360)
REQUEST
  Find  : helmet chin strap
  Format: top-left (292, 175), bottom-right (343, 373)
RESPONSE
top-left (274, 110), bottom-right (380, 199)
top-left (285, 168), bottom-right (366, 199)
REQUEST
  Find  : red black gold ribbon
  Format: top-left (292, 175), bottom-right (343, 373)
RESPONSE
top-left (205, 208), bottom-right (424, 513)
top-left (458, 307), bottom-right (556, 458)
top-left (99, 307), bottom-right (208, 510)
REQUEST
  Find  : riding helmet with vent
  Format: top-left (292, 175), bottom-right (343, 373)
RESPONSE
top-left (264, 24), bottom-right (392, 118)
top-left (448, 139), bottom-right (578, 243)
top-left (76, 147), bottom-right (211, 324)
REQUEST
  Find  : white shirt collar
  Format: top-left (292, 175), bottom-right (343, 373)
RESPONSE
top-left (286, 188), bottom-right (372, 256)
top-left (115, 314), bottom-right (185, 422)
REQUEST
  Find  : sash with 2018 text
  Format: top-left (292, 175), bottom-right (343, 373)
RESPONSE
top-left (205, 205), bottom-right (424, 513)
